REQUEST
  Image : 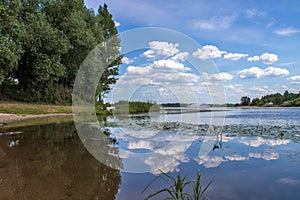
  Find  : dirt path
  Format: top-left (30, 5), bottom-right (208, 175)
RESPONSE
top-left (0, 113), bottom-right (73, 125)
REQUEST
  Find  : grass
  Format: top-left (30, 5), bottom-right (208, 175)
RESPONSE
top-left (0, 116), bottom-right (74, 129)
top-left (0, 101), bottom-right (72, 114)
top-left (143, 171), bottom-right (213, 200)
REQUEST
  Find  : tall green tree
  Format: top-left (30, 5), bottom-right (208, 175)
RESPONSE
top-left (251, 98), bottom-right (263, 106)
top-left (0, 1), bottom-right (121, 104)
top-left (240, 96), bottom-right (251, 106)
top-left (96, 3), bottom-right (122, 105)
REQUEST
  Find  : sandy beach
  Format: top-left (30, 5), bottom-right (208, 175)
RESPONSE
top-left (0, 113), bottom-right (73, 125)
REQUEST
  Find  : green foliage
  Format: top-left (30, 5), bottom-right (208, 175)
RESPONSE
top-left (0, 101), bottom-right (72, 114)
top-left (0, 1), bottom-right (120, 104)
top-left (244, 90), bottom-right (300, 107)
top-left (281, 97), bottom-right (300, 107)
top-left (143, 171), bottom-right (212, 200)
top-left (114, 100), bottom-right (160, 114)
top-left (240, 96), bottom-right (251, 106)
top-left (95, 4), bottom-right (122, 104)
top-left (261, 92), bottom-right (284, 105)
top-left (251, 98), bottom-right (263, 106)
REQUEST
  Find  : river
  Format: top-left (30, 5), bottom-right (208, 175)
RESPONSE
top-left (0, 107), bottom-right (299, 199)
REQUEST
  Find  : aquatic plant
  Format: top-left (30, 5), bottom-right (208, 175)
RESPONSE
top-left (143, 171), bottom-right (213, 200)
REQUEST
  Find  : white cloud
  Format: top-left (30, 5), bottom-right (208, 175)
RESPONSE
top-left (153, 59), bottom-right (190, 71)
top-left (171, 52), bottom-right (189, 61)
top-left (289, 76), bottom-right (300, 85)
top-left (246, 9), bottom-right (265, 18)
top-left (237, 67), bottom-right (265, 79)
top-left (194, 155), bottom-right (227, 168)
top-left (114, 20), bottom-right (120, 27)
top-left (225, 84), bottom-right (244, 95)
top-left (128, 140), bottom-right (153, 150)
top-left (202, 72), bottom-right (233, 82)
top-left (249, 150), bottom-right (279, 161)
top-left (127, 65), bottom-right (152, 75)
top-left (260, 53), bottom-right (279, 64)
top-left (264, 66), bottom-right (289, 76)
top-left (247, 56), bottom-right (260, 62)
top-left (143, 41), bottom-right (180, 59)
top-left (225, 154), bottom-right (248, 161)
top-left (224, 53), bottom-right (248, 61)
top-left (193, 15), bottom-right (237, 30)
top-left (247, 53), bottom-right (279, 64)
top-left (288, 75), bottom-right (300, 81)
top-left (278, 177), bottom-right (300, 185)
top-left (122, 57), bottom-right (133, 65)
top-left (237, 66), bottom-right (289, 79)
top-left (274, 27), bottom-right (299, 36)
top-left (261, 150), bottom-right (279, 160)
top-left (192, 45), bottom-right (226, 60)
top-left (250, 86), bottom-right (269, 93)
top-left (240, 137), bottom-right (290, 148)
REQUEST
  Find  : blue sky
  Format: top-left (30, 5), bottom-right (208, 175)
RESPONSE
top-left (85, 0), bottom-right (300, 103)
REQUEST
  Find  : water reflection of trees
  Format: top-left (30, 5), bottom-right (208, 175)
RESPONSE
top-left (0, 122), bottom-right (121, 200)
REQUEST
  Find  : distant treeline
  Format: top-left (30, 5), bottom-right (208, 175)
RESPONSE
top-left (160, 103), bottom-right (194, 107)
top-left (240, 90), bottom-right (300, 107)
top-left (0, 1), bottom-right (121, 104)
top-left (114, 101), bottom-right (160, 114)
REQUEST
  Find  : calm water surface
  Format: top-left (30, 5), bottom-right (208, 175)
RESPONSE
top-left (0, 108), bottom-right (299, 199)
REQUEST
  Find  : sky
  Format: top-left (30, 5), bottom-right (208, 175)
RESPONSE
top-left (85, 0), bottom-right (300, 104)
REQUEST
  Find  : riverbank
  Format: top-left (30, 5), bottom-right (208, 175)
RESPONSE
top-left (0, 101), bottom-right (72, 115)
top-left (0, 101), bottom-right (73, 126)
top-left (0, 113), bottom-right (73, 126)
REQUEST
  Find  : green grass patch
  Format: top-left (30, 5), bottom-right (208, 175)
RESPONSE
top-left (0, 116), bottom-right (74, 129)
top-left (0, 101), bottom-right (72, 114)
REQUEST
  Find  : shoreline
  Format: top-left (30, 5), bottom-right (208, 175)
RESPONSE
top-left (0, 113), bottom-right (73, 126)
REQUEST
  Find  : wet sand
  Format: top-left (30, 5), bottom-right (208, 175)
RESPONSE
top-left (0, 113), bottom-right (73, 125)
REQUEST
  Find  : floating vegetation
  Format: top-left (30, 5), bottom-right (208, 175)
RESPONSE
top-left (100, 119), bottom-right (300, 143)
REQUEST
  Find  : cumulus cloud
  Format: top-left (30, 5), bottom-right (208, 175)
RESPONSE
top-left (288, 75), bottom-right (300, 85)
top-left (225, 154), bottom-right (248, 161)
top-left (202, 72), bottom-right (233, 82)
top-left (128, 140), bottom-right (153, 150)
top-left (224, 53), bottom-right (248, 60)
top-left (193, 15), bottom-right (237, 30)
top-left (240, 137), bottom-right (290, 148)
top-left (171, 52), bottom-right (189, 61)
top-left (260, 53), bottom-right (279, 64)
top-left (247, 56), bottom-right (260, 62)
top-left (126, 65), bottom-right (152, 75)
top-left (122, 57), bottom-right (134, 65)
top-left (288, 76), bottom-right (300, 81)
top-left (194, 155), bottom-right (227, 168)
top-left (153, 59), bottom-right (190, 71)
top-left (248, 150), bottom-right (279, 161)
top-left (264, 66), bottom-right (289, 76)
top-left (250, 86), bottom-right (269, 93)
top-left (237, 66), bottom-right (289, 79)
top-left (274, 27), bottom-right (299, 36)
top-left (192, 45), bottom-right (226, 60)
top-left (143, 41), bottom-right (180, 59)
top-left (237, 67), bottom-right (265, 79)
top-left (247, 53), bottom-right (279, 64)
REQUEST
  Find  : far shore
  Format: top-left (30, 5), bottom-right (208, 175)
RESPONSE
top-left (0, 113), bottom-right (73, 126)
